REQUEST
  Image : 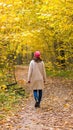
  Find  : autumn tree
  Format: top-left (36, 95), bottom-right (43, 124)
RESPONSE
top-left (0, 0), bottom-right (73, 84)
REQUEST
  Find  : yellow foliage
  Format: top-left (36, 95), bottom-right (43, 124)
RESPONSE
top-left (0, 85), bottom-right (7, 91)
top-left (45, 62), bottom-right (54, 71)
top-left (0, 73), bottom-right (3, 77)
top-left (0, 0), bottom-right (73, 70)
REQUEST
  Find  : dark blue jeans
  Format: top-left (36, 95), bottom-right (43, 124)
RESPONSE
top-left (33, 90), bottom-right (42, 103)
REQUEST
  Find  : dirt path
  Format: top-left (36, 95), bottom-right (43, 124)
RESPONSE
top-left (0, 66), bottom-right (73, 130)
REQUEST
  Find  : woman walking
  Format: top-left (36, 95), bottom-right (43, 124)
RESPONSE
top-left (28, 51), bottom-right (46, 108)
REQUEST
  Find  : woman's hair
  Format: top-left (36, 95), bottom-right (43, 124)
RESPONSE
top-left (33, 57), bottom-right (42, 63)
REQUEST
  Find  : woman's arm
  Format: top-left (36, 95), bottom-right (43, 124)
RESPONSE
top-left (42, 62), bottom-right (46, 82)
top-left (28, 61), bottom-right (33, 82)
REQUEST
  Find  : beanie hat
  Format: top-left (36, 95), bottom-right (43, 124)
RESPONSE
top-left (34, 51), bottom-right (40, 58)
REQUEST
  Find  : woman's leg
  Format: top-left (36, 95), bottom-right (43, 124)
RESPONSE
top-left (33, 90), bottom-right (42, 107)
top-left (33, 90), bottom-right (38, 102)
top-left (33, 90), bottom-right (40, 107)
top-left (38, 89), bottom-right (42, 104)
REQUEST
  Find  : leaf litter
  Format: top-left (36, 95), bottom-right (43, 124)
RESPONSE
top-left (0, 66), bottom-right (73, 130)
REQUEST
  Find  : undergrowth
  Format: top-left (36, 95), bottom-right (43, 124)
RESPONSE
top-left (46, 69), bottom-right (73, 79)
top-left (0, 84), bottom-right (28, 120)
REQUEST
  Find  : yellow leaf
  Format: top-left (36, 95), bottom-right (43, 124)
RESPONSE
top-left (64, 103), bottom-right (70, 108)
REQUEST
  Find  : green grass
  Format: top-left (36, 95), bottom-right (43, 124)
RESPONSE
top-left (46, 69), bottom-right (73, 79)
top-left (0, 84), bottom-right (28, 120)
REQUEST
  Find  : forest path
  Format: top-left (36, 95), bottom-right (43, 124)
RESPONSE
top-left (1, 66), bottom-right (73, 130)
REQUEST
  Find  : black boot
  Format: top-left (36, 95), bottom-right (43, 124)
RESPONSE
top-left (35, 101), bottom-right (40, 108)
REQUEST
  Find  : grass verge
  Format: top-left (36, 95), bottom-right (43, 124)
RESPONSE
top-left (0, 84), bottom-right (29, 120)
top-left (46, 69), bottom-right (73, 79)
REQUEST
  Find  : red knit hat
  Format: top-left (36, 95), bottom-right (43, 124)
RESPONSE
top-left (34, 51), bottom-right (40, 58)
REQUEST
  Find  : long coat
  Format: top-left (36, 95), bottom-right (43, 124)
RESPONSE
top-left (28, 60), bottom-right (46, 90)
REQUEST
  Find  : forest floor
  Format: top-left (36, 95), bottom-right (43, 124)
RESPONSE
top-left (0, 66), bottom-right (73, 130)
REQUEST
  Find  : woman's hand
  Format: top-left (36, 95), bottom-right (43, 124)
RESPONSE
top-left (44, 81), bottom-right (45, 83)
top-left (28, 81), bottom-right (30, 83)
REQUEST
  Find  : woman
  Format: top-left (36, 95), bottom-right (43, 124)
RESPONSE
top-left (28, 51), bottom-right (46, 108)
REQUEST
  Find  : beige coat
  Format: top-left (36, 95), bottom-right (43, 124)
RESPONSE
top-left (28, 60), bottom-right (46, 90)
